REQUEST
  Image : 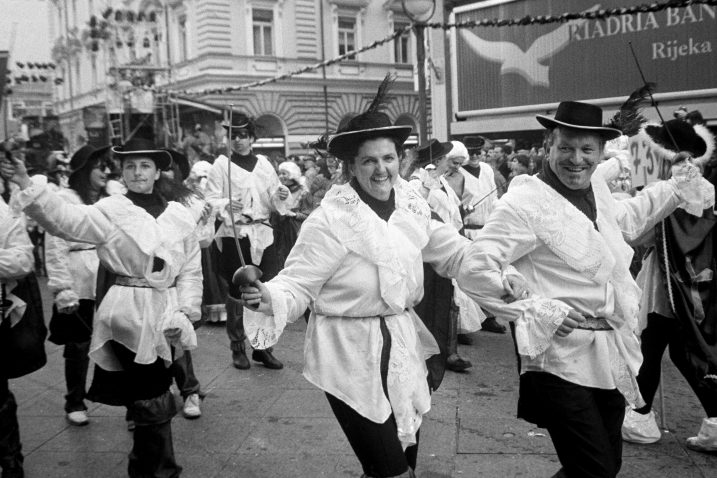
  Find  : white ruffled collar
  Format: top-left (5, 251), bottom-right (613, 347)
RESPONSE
top-left (320, 179), bottom-right (431, 312)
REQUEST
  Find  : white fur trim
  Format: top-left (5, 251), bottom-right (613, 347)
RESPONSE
top-left (693, 123), bottom-right (716, 166)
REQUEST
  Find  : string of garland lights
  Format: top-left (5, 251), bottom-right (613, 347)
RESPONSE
top-left (154, 0), bottom-right (715, 96)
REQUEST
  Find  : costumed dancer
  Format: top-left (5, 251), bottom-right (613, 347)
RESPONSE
top-left (409, 139), bottom-right (474, 374)
top-left (0, 170), bottom-right (47, 478)
top-left (205, 113), bottom-right (287, 370)
top-left (621, 119), bottom-right (717, 451)
top-left (160, 149), bottom-right (211, 420)
top-left (443, 141), bottom-right (503, 336)
top-left (274, 160), bottom-right (309, 270)
top-left (44, 145), bottom-right (111, 427)
top-left (2, 138), bottom-right (203, 478)
top-left (238, 76), bottom-right (527, 478)
top-left (461, 101), bottom-right (713, 478)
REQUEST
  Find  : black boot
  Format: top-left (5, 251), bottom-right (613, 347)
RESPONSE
top-left (231, 342), bottom-right (250, 370)
top-left (481, 317), bottom-right (506, 334)
top-left (446, 353), bottom-right (472, 373)
top-left (0, 392), bottom-right (24, 478)
top-left (251, 348), bottom-right (283, 370)
top-left (127, 391), bottom-right (182, 478)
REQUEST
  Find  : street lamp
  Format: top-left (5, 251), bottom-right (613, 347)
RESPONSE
top-left (402, 0), bottom-right (436, 145)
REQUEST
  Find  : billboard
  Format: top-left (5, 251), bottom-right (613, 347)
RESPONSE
top-left (453, 0), bottom-right (717, 113)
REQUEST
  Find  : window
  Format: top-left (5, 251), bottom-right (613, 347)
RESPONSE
top-left (338, 16), bottom-right (356, 60)
top-left (178, 15), bottom-right (188, 62)
top-left (91, 54), bottom-right (98, 88)
top-left (11, 102), bottom-right (26, 120)
top-left (393, 21), bottom-right (410, 64)
top-left (252, 8), bottom-right (274, 56)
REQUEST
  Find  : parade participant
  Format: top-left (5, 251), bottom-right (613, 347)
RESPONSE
top-left (462, 101), bottom-right (712, 478)
top-left (44, 145), bottom-right (111, 427)
top-left (622, 119), bottom-right (717, 451)
top-left (408, 139), bottom-right (472, 377)
top-left (274, 161), bottom-right (309, 269)
top-left (443, 141), bottom-right (505, 336)
top-left (238, 76), bottom-right (527, 478)
top-left (205, 113), bottom-right (287, 370)
top-left (508, 153), bottom-right (532, 181)
top-left (160, 150), bottom-right (208, 420)
top-left (0, 178), bottom-right (46, 478)
top-left (3, 137), bottom-right (203, 478)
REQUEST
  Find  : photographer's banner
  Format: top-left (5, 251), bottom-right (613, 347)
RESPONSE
top-left (453, 0), bottom-right (717, 113)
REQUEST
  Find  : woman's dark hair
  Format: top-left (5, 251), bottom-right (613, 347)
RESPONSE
top-left (337, 136), bottom-right (405, 182)
top-left (68, 157), bottom-right (107, 205)
top-left (154, 175), bottom-right (195, 206)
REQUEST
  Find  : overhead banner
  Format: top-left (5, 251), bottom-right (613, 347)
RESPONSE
top-left (453, 0), bottom-right (717, 112)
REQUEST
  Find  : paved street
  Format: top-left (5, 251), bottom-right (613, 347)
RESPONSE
top-left (8, 278), bottom-right (717, 477)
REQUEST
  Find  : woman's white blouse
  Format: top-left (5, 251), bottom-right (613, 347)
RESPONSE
top-left (12, 182), bottom-right (203, 370)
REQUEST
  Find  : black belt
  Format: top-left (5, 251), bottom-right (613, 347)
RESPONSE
top-left (576, 317), bottom-right (613, 331)
top-left (463, 224), bottom-right (484, 230)
top-left (114, 276), bottom-right (177, 288)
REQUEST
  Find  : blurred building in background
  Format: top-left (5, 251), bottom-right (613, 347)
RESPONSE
top-left (48, 0), bottom-right (438, 160)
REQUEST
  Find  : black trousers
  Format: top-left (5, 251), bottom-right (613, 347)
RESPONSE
top-left (636, 312), bottom-right (717, 417)
top-left (520, 372), bottom-right (625, 478)
top-left (216, 237), bottom-right (279, 347)
top-left (325, 317), bottom-right (419, 478)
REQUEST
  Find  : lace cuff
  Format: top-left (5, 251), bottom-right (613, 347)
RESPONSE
top-left (245, 282), bottom-right (289, 350)
top-left (670, 161), bottom-right (715, 216)
top-left (514, 298), bottom-right (570, 359)
top-left (9, 180), bottom-right (47, 216)
top-left (54, 289), bottom-right (80, 310)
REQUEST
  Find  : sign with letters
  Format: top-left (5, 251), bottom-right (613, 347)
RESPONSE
top-left (453, 0), bottom-right (717, 112)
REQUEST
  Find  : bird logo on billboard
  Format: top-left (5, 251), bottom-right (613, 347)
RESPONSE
top-left (459, 4), bottom-right (600, 88)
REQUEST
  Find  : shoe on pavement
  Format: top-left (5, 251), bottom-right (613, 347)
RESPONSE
top-left (622, 407), bottom-right (661, 444)
top-left (457, 333), bottom-right (474, 345)
top-left (183, 393), bottom-right (202, 419)
top-left (686, 417), bottom-right (717, 453)
top-left (446, 353), bottom-right (472, 373)
top-left (66, 410), bottom-right (89, 426)
top-left (127, 420), bottom-right (135, 431)
top-left (481, 317), bottom-right (506, 334)
top-left (252, 349), bottom-right (284, 369)
top-left (232, 349), bottom-right (250, 369)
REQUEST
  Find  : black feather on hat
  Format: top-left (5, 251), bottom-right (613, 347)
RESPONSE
top-left (327, 74), bottom-right (412, 159)
top-left (163, 149), bottom-right (190, 181)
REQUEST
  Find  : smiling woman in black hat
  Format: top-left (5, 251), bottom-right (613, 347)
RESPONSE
top-left (2, 136), bottom-right (203, 477)
top-left (44, 144), bottom-right (111, 427)
top-left (238, 76), bottom-right (527, 478)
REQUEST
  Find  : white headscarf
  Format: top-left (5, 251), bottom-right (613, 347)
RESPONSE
top-left (278, 161), bottom-right (303, 182)
top-left (450, 141), bottom-right (470, 165)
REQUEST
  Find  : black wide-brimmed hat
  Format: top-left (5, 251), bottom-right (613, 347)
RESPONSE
top-left (68, 144), bottom-right (111, 180)
top-left (536, 101), bottom-right (622, 140)
top-left (111, 137), bottom-right (172, 170)
top-left (221, 112), bottom-right (255, 136)
top-left (414, 139), bottom-right (453, 167)
top-left (327, 74), bottom-right (412, 159)
top-left (644, 119), bottom-right (715, 165)
top-left (163, 148), bottom-right (190, 180)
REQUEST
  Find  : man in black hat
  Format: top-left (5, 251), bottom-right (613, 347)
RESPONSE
top-left (205, 113), bottom-right (287, 370)
top-left (460, 101), bottom-right (711, 478)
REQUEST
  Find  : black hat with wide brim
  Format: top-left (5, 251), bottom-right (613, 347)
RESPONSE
top-left (111, 137), bottom-right (172, 170)
top-left (414, 138), bottom-right (453, 167)
top-left (327, 112), bottom-right (412, 159)
top-left (68, 144), bottom-right (111, 181)
top-left (643, 119), bottom-right (715, 165)
top-left (536, 101), bottom-right (622, 140)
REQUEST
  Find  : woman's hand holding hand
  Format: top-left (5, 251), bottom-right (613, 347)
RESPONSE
top-left (555, 310), bottom-right (586, 337)
top-left (240, 280), bottom-right (272, 314)
top-left (276, 185), bottom-right (289, 201)
top-left (501, 273), bottom-right (530, 303)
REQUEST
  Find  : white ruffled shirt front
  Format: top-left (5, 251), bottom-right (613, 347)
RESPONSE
top-left (459, 166), bottom-right (713, 407)
top-left (12, 183), bottom-right (203, 370)
top-left (244, 179), bottom-right (486, 448)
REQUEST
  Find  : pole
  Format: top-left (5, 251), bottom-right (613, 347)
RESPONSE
top-left (63, 0), bottom-right (76, 150)
top-left (415, 23), bottom-right (428, 145)
top-left (319, 0), bottom-right (329, 134)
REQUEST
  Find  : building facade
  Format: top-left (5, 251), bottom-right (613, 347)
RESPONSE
top-left (49, 0), bottom-right (437, 159)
